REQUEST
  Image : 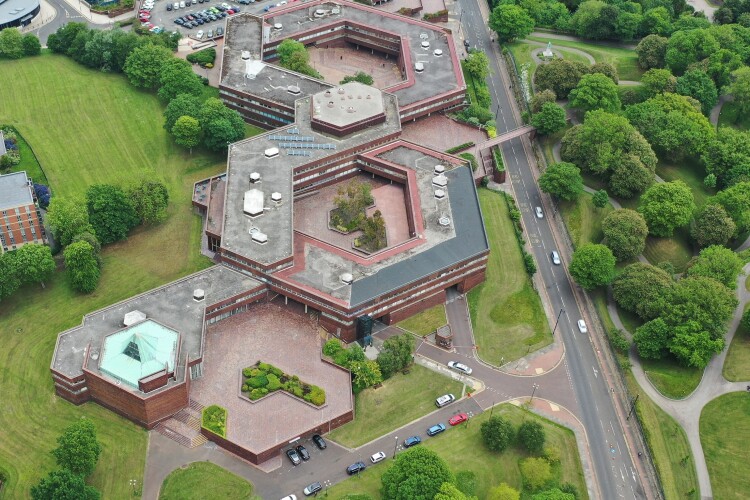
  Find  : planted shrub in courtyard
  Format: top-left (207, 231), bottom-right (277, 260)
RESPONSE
top-left (241, 361), bottom-right (325, 406)
top-left (201, 405), bottom-right (227, 438)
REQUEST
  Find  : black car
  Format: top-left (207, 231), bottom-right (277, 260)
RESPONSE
top-left (197, 18), bottom-right (205, 24)
top-left (238, 0), bottom-right (250, 4)
top-left (166, 3), bottom-right (172, 10)
top-left (312, 434), bottom-right (326, 450)
top-left (175, 18), bottom-right (184, 24)
top-left (209, 14), bottom-right (217, 20)
top-left (346, 461), bottom-right (366, 475)
top-left (286, 448), bottom-right (301, 466)
top-left (296, 444), bottom-right (310, 461)
top-left (216, 26), bottom-right (223, 36)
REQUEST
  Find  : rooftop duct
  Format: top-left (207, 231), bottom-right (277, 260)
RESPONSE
top-left (438, 216), bottom-right (451, 226)
top-left (433, 174), bottom-right (448, 188)
top-left (243, 189), bottom-right (264, 217)
top-left (271, 192), bottom-right (282, 203)
top-left (434, 165), bottom-right (445, 175)
top-left (249, 172), bottom-right (261, 183)
top-left (193, 289), bottom-right (205, 302)
top-left (251, 231), bottom-right (268, 244)
top-left (340, 273), bottom-right (354, 285)
top-left (434, 189), bottom-right (446, 199)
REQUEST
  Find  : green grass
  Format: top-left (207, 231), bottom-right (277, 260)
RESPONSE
top-left (656, 160), bottom-right (713, 208)
top-left (397, 304), bottom-right (447, 336)
top-left (538, 124), bottom-right (571, 167)
top-left (505, 40), bottom-right (591, 79)
top-left (559, 191), bottom-right (614, 248)
top-left (327, 364), bottom-right (464, 448)
top-left (717, 101), bottom-right (750, 131)
top-left (467, 189), bottom-right (551, 364)
top-left (159, 462), bottom-right (256, 500)
top-left (525, 35), bottom-right (643, 82)
top-left (2, 125), bottom-right (49, 185)
top-left (0, 53), bottom-right (257, 497)
top-left (640, 358), bottom-right (703, 400)
top-left (642, 228), bottom-right (695, 273)
top-left (723, 303), bottom-right (750, 382)
top-left (700, 392), bottom-right (750, 499)
top-left (325, 404), bottom-right (588, 499)
top-left (616, 304), bottom-right (643, 336)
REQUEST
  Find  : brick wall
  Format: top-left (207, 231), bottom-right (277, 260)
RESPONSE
top-left (382, 289), bottom-right (446, 325)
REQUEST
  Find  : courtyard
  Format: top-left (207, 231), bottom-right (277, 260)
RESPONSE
top-left (308, 43), bottom-right (403, 89)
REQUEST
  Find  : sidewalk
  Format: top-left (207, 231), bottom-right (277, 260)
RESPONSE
top-left (60, 0), bottom-right (134, 24)
top-left (20, 0), bottom-right (57, 33)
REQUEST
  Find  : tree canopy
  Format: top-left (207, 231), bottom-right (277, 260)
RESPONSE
top-left (340, 71), bottom-right (374, 85)
top-left (568, 73), bottom-right (621, 112)
top-left (464, 51), bottom-right (490, 80)
top-left (198, 98), bottom-right (246, 151)
top-left (46, 197), bottom-right (94, 247)
top-left (163, 93), bottom-right (202, 132)
top-left (381, 447), bottom-right (454, 500)
top-left (637, 180), bottom-right (695, 237)
top-left (534, 59), bottom-right (590, 99)
top-left (726, 67), bottom-right (750, 120)
top-left (709, 181), bottom-right (750, 234)
top-left (612, 262), bottom-right (674, 320)
top-left (31, 469), bottom-right (100, 500)
top-left (480, 415), bottom-right (515, 452)
top-left (569, 243), bottom-right (616, 290)
top-left (86, 184), bottom-right (139, 245)
top-left (519, 457), bottom-right (552, 491)
top-left (52, 419), bottom-right (102, 477)
top-left (128, 180), bottom-right (170, 225)
top-left (488, 483), bottom-right (520, 500)
top-left (13, 243), bottom-right (55, 286)
top-left (518, 420), bottom-right (546, 454)
top-left (691, 203), bottom-right (737, 248)
top-left (124, 43), bottom-right (174, 89)
top-left (686, 245), bottom-right (745, 289)
top-left (538, 162), bottom-right (583, 201)
top-left (158, 57), bottom-right (204, 102)
top-left (675, 70), bottom-right (718, 115)
top-left (276, 39), bottom-right (321, 78)
top-left (489, 4), bottom-right (535, 43)
top-left (531, 102), bottom-right (567, 136)
top-left (602, 209), bottom-right (648, 261)
top-left (665, 29), bottom-right (719, 75)
top-left (639, 69), bottom-right (677, 101)
top-left (172, 115), bottom-right (202, 153)
top-left (701, 127), bottom-right (750, 189)
top-left (636, 34), bottom-right (668, 69)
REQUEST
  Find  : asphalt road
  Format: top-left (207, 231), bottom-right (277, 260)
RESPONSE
top-left (458, 0), bottom-right (647, 497)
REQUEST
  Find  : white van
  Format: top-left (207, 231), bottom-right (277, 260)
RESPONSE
top-left (435, 393), bottom-right (455, 408)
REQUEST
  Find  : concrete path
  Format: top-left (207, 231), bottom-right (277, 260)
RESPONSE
top-left (530, 31), bottom-right (637, 51)
top-left (709, 95), bottom-right (732, 128)
top-left (685, 0), bottom-right (717, 20)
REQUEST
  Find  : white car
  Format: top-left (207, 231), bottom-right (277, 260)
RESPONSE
top-left (435, 393), bottom-right (456, 408)
top-left (535, 206), bottom-right (544, 218)
top-left (447, 361), bottom-right (472, 375)
top-left (196, 29), bottom-right (204, 38)
top-left (173, 1), bottom-right (179, 7)
top-left (370, 451), bottom-right (386, 463)
top-left (280, 496), bottom-right (297, 500)
top-left (577, 319), bottom-right (588, 334)
top-left (180, 0), bottom-right (185, 7)
top-left (551, 250), bottom-right (561, 265)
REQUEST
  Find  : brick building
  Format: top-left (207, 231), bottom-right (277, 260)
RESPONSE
top-left (0, 171), bottom-right (47, 253)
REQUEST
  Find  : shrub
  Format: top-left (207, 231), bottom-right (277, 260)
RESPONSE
top-left (608, 328), bottom-right (631, 353)
top-left (459, 152), bottom-right (478, 172)
top-left (246, 374), bottom-right (268, 388)
top-left (305, 385), bottom-right (326, 406)
top-left (201, 405), bottom-right (227, 437)
top-left (186, 47), bottom-right (216, 67)
top-left (241, 383), bottom-right (249, 392)
top-left (249, 388), bottom-right (264, 400)
top-left (445, 142), bottom-right (475, 154)
top-left (242, 367), bottom-right (254, 377)
top-left (269, 365), bottom-right (283, 377)
top-left (257, 362), bottom-right (272, 372)
top-left (323, 338), bottom-right (343, 357)
top-left (266, 373), bottom-right (281, 391)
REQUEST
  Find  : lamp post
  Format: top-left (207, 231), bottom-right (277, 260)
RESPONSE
top-left (530, 383), bottom-right (540, 403)
top-left (393, 436), bottom-right (399, 459)
top-left (552, 309), bottom-right (565, 336)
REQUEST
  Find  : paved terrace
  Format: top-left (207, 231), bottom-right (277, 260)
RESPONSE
top-left (51, 267), bottom-right (260, 381)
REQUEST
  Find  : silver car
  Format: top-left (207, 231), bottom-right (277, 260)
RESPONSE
top-left (535, 206), bottom-right (544, 218)
top-left (551, 251), bottom-right (561, 265)
top-left (447, 361), bottom-right (472, 375)
top-left (577, 319), bottom-right (588, 334)
top-left (370, 451), bottom-right (386, 463)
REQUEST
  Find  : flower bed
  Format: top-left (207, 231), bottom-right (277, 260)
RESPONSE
top-left (241, 362), bottom-right (325, 406)
top-left (201, 405), bottom-right (227, 438)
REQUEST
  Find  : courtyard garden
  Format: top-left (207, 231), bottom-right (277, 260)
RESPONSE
top-left (159, 462), bottom-right (256, 500)
top-left (396, 304), bottom-right (447, 336)
top-left (241, 361), bottom-right (325, 406)
top-left (329, 179), bottom-right (387, 253)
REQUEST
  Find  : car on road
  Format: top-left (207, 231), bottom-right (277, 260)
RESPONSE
top-left (280, 495), bottom-right (297, 500)
top-left (286, 448), bottom-right (301, 466)
top-left (303, 482), bottom-right (322, 496)
top-left (370, 451), bottom-right (386, 463)
top-left (577, 319), bottom-right (588, 334)
top-left (346, 461), bottom-right (366, 475)
top-left (312, 434), bottom-right (326, 449)
top-left (551, 250), bottom-right (561, 265)
top-left (535, 206), bottom-right (544, 218)
top-left (404, 436), bottom-right (421, 447)
top-left (295, 444), bottom-right (310, 461)
top-left (435, 393), bottom-right (455, 408)
top-left (447, 361), bottom-right (472, 375)
top-left (449, 413), bottom-right (468, 426)
top-left (427, 423), bottom-right (446, 436)
top-left (463, 39), bottom-right (470, 48)
top-left (196, 29), bottom-right (204, 38)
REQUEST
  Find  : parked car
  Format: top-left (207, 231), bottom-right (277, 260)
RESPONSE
top-left (312, 434), bottom-right (326, 450)
top-left (403, 436), bottom-right (421, 447)
top-left (449, 413), bottom-right (468, 426)
top-left (447, 361), bottom-right (472, 375)
top-left (551, 250), bottom-right (561, 265)
top-left (196, 28), bottom-right (204, 38)
top-left (295, 444), bottom-right (310, 461)
top-left (370, 451), bottom-right (386, 463)
top-left (174, 18), bottom-right (184, 24)
top-left (173, 1), bottom-right (179, 8)
top-left (346, 461), bottom-right (366, 475)
top-left (280, 496), bottom-right (297, 500)
top-left (427, 423), bottom-right (446, 436)
top-left (216, 26), bottom-right (223, 35)
top-left (577, 319), bottom-right (588, 334)
top-left (303, 482), bottom-right (322, 496)
top-left (167, 3), bottom-right (173, 10)
top-left (535, 206), bottom-right (544, 218)
top-left (180, 0), bottom-right (186, 7)
top-left (286, 448), bottom-right (301, 466)
top-left (435, 393), bottom-right (455, 408)
top-left (226, 9), bottom-right (234, 14)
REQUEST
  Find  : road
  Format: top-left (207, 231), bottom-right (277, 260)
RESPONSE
top-left (458, 0), bottom-right (647, 498)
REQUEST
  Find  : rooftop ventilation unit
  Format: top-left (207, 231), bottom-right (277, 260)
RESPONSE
top-left (241, 51), bottom-right (251, 60)
top-left (251, 231), bottom-right (268, 244)
top-left (338, 87), bottom-right (345, 94)
top-left (273, 23), bottom-right (283, 30)
top-left (438, 216), bottom-right (451, 227)
top-left (414, 62), bottom-right (424, 73)
top-left (264, 147), bottom-right (280, 158)
top-left (346, 106), bottom-right (355, 113)
top-left (243, 189), bottom-right (264, 217)
top-left (433, 174), bottom-right (448, 188)
top-left (435, 189), bottom-right (446, 199)
top-left (287, 85), bottom-right (301, 95)
top-left (433, 49), bottom-right (443, 57)
top-left (340, 273), bottom-right (354, 285)
top-left (314, 8), bottom-right (326, 17)
top-left (271, 192), bottom-right (282, 203)
top-left (331, 7), bottom-right (340, 14)
top-left (434, 165), bottom-right (445, 175)
top-left (193, 289), bottom-right (205, 302)
top-left (123, 310), bottom-right (147, 327)
top-left (249, 172), bottom-right (261, 183)
top-left (421, 41), bottom-right (430, 49)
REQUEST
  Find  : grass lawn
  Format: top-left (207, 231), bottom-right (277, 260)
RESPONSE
top-left (616, 304), bottom-right (643, 336)
top-left (717, 101), bottom-right (750, 131)
top-left (722, 303), bottom-right (750, 382)
top-left (327, 364), bottom-right (464, 448)
top-left (2, 125), bottom-right (49, 185)
top-left (640, 358), bottom-right (703, 400)
top-left (325, 404), bottom-right (588, 499)
top-left (397, 304), bottom-right (447, 336)
top-left (159, 462), bottom-right (256, 500)
top-left (642, 228), bottom-right (695, 273)
top-left (505, 41), bottom-right (591, 78)
top-left (0, 53), bottom-right (255, 497)
top-left (525, 35), bottom-right (643, 82)
top-left (700, 392), bottom-right (750, 499)
top-left (656, 160), bottom-right (713, 208)
top-left (559, 191), bottom-right (614, 249)
top-left (467, 189), bottom-right (552, 364)
top-left (538, 124), bottom-right (571, 166)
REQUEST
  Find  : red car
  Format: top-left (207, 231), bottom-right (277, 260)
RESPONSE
top-left (449, 413), bottom-right (468, 426)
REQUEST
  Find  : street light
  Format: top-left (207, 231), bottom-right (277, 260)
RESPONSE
top-left (530, 383), bottom-right (540, 403)
top-left (393, 436), bottom-right (399, 459)
top-left (552, 309), bottom-right (565, 336)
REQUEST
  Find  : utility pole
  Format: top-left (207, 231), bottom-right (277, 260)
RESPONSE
top-left (393, 436), bottom-right (398, 459)
top-left (530, 383), bottom-right (540, 403)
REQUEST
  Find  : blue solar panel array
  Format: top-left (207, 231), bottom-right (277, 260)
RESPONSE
top-left (279, 143), bottom-right (336, 150)
top-left (269, 135), bottom-right (315, 142)
top-left (287, 150), bottom-right (312, 156)
top-left (287, 128), bottom-right (300, 135)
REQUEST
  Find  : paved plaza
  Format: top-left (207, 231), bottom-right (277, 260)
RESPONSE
top-left (308, 45), bottom-right (404, 89)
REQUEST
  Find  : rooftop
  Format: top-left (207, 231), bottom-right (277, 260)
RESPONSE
top-left (0, 171), bottom-right (34, 211)
top-left (312, 82), bottom-right (384, 128)
top-left (0, 0), bottom-right (40, 26)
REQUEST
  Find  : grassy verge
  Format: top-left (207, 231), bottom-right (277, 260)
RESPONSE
top-left (397, 304), bottom-right (447, 336)
top-left (700, 393), bottom-right (750, 499)
top-left (2, 125), bottom-right (49, 185)
top-left (468, 189), bottom-right (551, 364)
top-left (723, 303), bottom-right (750, 382)
top-left (327, 365), bottom-right (464, 448)
top-left (525, 35), bottom-right (643, 81)
top-left (717, 101), bottom-right (750, 131)
top-left (159, 462), bottom-right (256, 500)
top-left (640, 358), bottom-right (703, 400)
top-left (559, 191), bottom-right (613, 249)
top-left (325, 404), bottom-right (587, 499)
top-left (537, 125), bottom-right (571, 166)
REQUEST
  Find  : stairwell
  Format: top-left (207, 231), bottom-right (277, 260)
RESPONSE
top-left (153, 399), bottom-right (208, 448)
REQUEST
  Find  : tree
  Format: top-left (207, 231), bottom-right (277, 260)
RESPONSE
top-left (669, 321), bottom-right (725, 368)
top-left (47, 22), bottom-right (88, 54)
top-left (86, 184), bottom-right (139, 245)
top-left (534, 59), bottom-right (590, 99)
top-left (665, 29), bottom-right (719, 75)
top-left (687, 245), bottom-right (744, 289)
top-left (14, 244), bottom-right (55, 287)
top-left (701, 128), bottom-right (750, 188)
top-left (531, 102), bottom-right (567, 136)
top-left (569, 1), bottom-right (616, 40)
top-left (592, 189), bottom-right (609, 208)
top-left (532, 488), bottom-right (576, 500)
top-left (163, 93), bottom-right (202, 132)
top-left (662, 276), bottom-right (738, 340)
top-left (742, 308), bottom-right (750, 331)
top-left (691, 204), bottom-right (736, 248)
top-left (612, 263), bottom-right (674, 320)
top-left (380, 447), bottom-right (454, 500)
top-left (128, 179), bottom-right (170, 225)
top-left (199, 98), bottom-right (246, 152)
top-left (71, 231), bottom-right (101, 265)
top-left (726, 67), bottom-right (750, 121)
top-left (480, 415), bottom-right (515, 452)
top-left (276, 39), bottom-right (320, 78)
top-left (639, 68), bottom-right (677, 101)
top-left (463, 51), bottom-right (490, 80)
top-left (676, 70), bottom-right (718, 115)
top-left (636, 35), bottom-right (668, 70)
top-left (705, 49), bottom-right (742, 90)
top-left (0, 28), bottom-right (24, 59)
top-left (711, 182), bottom-right (750, 233)
top-left (172, 115), bottom-right (201, 153)
top-left (488, 483), bottom-right (520, 500)
top-left (608, 154), bottom-right (654, 199)
top-left (489, 5), bottom-right (534, 43)
top-left (538, 162), bottom-right (583, 201)
top-left (530, 89), bottom-right (557, 113)
top-left (518, 420), bottom-right (546, 454)
top-left (158, 57), bottom-right (204, 102)
top-left (633, 317), bottom-right (671, 359)
top-left (602, 209), bottom-right (648, 261)
top-left (519, 457), bottom-right (552, 491)
top-left (340, 71), bottom-right (374, 85)
top-left (637, 181), bottom-right (695, 237)
top-left (434, 482), bottom-right (474, 500)
top-left (568, 73), bottom-right (621, 112)
top-left (21, 34), bottom-right (41, 56)
top-left (64, 241), bottom-right (100, 293)
top-left (46, 197), bottom-right (94, 247)
top-left (639, 6), bottom-right (672, 36)
top-left (349, 359), bottom-right (383, 392)
top-left (52, 419), bottom-right (102, 477)
top-left (377, 333), bottom-right (414, 379)
top-left (123, 44), bottom-right (174, 89)
top-left (31, 469), bottom-right (100, 500)
top-left (569, 243), bottom-right (616, 290)
top-left (0, 252), bottom-right (21, 300)
top-left (589, 62), bottom-right (618, 84)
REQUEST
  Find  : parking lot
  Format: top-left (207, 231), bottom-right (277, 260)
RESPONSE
top-left (138, 0), bottom-right (242, 39)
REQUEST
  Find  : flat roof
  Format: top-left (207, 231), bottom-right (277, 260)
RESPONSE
top-left (0, 171), bottom-right (34, 211)
top-left (52, 266), bottom-right (261, 379)
top-left (313, 82), bottom-right (384, 128)
top-left (0, 0), bottom-right (39, 26)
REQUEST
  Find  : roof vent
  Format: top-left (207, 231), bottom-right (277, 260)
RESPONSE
top-left (435, 189), bottom-right (446, 199)
top-left (434, 165), bottom-right (445, 175)
top-left (251, 231), bottom-right (268, 244)
top-left (325, 90), bottom-right (332, 97)
top-left (271, 192), bottom-right (282, 203)
top-left (347, 106), bottom-right (355, 113)
top-left (273, 22), bottom-right (283, 30)
top-left (327, 100), bottom-right (335, 108)
top-left (433, 174), bottom-right (448, 188)
top-left (366, 94), bottom-right (372, 99)
top-left (249, 172), bottom-right (261, 183)
top-left (193, 289), bottom-right (205, 302)
top-left (264, 147), bottom-right (279, 158)
top-left (414, 62), bottom-right (424, 73)
top-left (439, 216), bottom-right (451, 226)
top-left (314, 8), bottom-right (326, 17)
top-left (421, 41), bottom-right (430, 49)
top-left (433, 49), bottom-right (443, 57)
top-left (287, 85), bottom-right (301, 95)
top-left (123, 310), bottom-right (147, 327)
top-left (241, 50), bottom-right (251, 60)
top-left (243, 189), bottom-right (264, 217)
top-left (338, 87), bottom-right (345, 94)
top-left (331, 7), bottom-right (340, 14)
top-left (340, 273), bottom-right (353, 285)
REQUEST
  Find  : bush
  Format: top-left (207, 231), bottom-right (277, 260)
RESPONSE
top-left (459, 152), bottom-right (478, 172)
top-left (445, 142), bottom-right (475, 154)
top-left (201, 405), bottom-right (227, 437)
top-left (241, 383), bottom-right (249, 392)
top-left (333, 349), bottom-right (350, 367)
top-left (523, 251), bottom-right (537, 275)
top-left (323, 338), bottom-right (343, 357)
top-left (242, 367), bottom-right (254, 378)
top-left (257, 362), bottom-right (272, 373)
top-left (266, 373), bottom-right (281, 391)
top-left (742, 309), bottom-right (750, 331)
top-left (305, 385), bottom-right (326, 406)
top-left (608, 328), bottom-right (631, 353)
top-left (249, 388), bottom-right (264, 400)
top-left (246, 374), bottom-right (268, 388)
top-left (186, 47), bottom-right (216, 67)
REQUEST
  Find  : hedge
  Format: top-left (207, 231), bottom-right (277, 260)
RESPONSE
top-left (241, 361), bottom-right (325, 406)
top-left (445, 142), bottom-right (475, 154)
top-left (201, 405), bottom-right (227, 437)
